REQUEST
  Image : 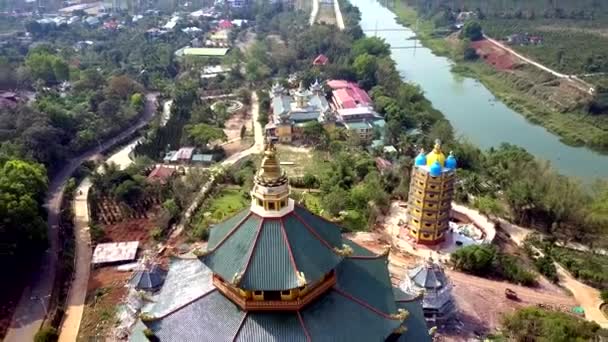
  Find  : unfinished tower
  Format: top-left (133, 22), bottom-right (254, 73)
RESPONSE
top-left (406, 140), bottom-right (456, 245)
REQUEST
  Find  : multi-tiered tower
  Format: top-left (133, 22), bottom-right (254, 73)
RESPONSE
top-left (406, 140), bottom-right (457, 245)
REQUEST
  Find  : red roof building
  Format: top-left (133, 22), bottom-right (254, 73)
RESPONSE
top-left (218, 19), bottom-right (234, 30)
top-left (327, 80), bottom-right (372, 109)
top-left (312, 54), bottom-right (329, 66)
top-left (147, 165), bottom-right (176, 184)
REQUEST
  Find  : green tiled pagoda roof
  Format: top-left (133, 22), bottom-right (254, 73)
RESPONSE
top-left (335, 255), bottom-right (397, 314)
top-left (135, 252), bottom-right (430, 341)
top-left (202, 208), bottom-right (344, 291)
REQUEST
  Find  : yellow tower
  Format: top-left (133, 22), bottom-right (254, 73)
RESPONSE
top-left (405, 140), bottom-right (457, 245)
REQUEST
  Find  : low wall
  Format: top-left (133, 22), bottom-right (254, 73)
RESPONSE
top-left (450, 203), bottom-right (496, 244)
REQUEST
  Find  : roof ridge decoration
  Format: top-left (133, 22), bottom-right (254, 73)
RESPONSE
top-left (280, 217), bottom-right (306, 287)
top-left (333, 244), bottom-right (354, 257)
top-left (140, 288), bottom-right (219, 322)
top-left (291, 211), bottom-right (341, 253)
top-left (232, 312), bottom-right (249, 342)
top-left (297, 311), bottom-right (313, 342)
top-left (201, 211), bottom-right (253, 256)
top-left (333, 287), bottom-right (398, 321)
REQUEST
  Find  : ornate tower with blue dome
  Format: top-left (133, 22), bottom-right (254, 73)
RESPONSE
top-left (404, 140), bottom-right (456, 245)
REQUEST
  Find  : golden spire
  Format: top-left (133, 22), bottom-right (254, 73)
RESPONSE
top-left (426, 139), bottom-right (446, 167)
top-left (256, 139), bottom-right (283, 182)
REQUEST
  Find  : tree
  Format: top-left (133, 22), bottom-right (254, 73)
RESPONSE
top-left (107, 75), bottom-right (142, 99)
top-left (52, 58), bottom-right (69, 82)
top-left (450, 244), bottom-right (496, 275)
top-left (0, 160), bottom-right (48, 264)
top-left (463, 47), bottom-right (479, 61)
top-left (502, 307), bottom-right (602, 342)
top-left (352, 53), bottom-right (378, 90)
top-left (240, 125), bottom-right (247, 139)
top-left (352, 37), bottom-right (390, 58)
top-left (113, 179), bottom-right (144, 205)
top-left (25, 52), bottom-right (57, 84)
top-left (322, 186), bottom-right (351, 217)
top-left (185, 124), bottom-right (227, 147)
top-left (461, 21), bottom-right (483, 41)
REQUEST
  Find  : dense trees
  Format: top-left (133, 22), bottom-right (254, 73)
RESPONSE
top-left (502, 307), bottom-right (603, 342)
top-left (461, 21), bottom-right (483, 41)
top-left (0, 159), bottom-right (48, 268)
top-left (451, 244), bottom-right (536, 285)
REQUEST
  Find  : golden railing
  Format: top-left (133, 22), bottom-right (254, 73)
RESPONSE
top-left (213, 273), bottom-right (337, 311)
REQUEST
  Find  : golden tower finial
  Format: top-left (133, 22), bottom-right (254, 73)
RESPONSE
top-left (257, 138), bottom-right (283, 182)
top-left (426, 139), bottom-right (446, 167)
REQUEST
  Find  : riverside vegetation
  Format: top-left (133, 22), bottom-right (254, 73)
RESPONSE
top-left (391, 0), bottom-right (608, 152)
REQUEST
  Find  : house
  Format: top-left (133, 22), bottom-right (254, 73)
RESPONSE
top-left (217, 19), bottom-right (234, 30)
top-left (312, 54), bottom-right (329, 66)
top-left (175, 147), bottom-right (195, 162)
top-left (146, 165), bottom-right (176, 184)
top-left (192, 153), bottom-right (214, 166)
top-left (344, 121), bottom-right (374, 141)
top-left (327, 80), bottom-right (373, 109)
top-left (375, 157), bottom-right (393, 174)
top-left (266, 81), bottom-right (335, 143)
top-left (0, 92), bottom-right (21, 110)
top-left (336, 107), bottom-right (380, 123)
top-left (103, 20), bottom-right (118, 30)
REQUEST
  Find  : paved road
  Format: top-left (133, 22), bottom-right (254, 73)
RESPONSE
top-left (4, 93), bottom-right (159, 342)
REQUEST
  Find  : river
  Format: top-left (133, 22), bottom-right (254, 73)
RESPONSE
top-left (351, 0), bottom-right (608, 180)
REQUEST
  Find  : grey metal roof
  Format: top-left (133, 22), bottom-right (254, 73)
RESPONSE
top-left (147, 258), bottom-right (214, 317)
top-left (289, 111), bottom-right (320, 122)
top-left (130, 265), bottom-right (166, 291)
top-left (148, 290), bottom-right (245, 342)
top-left (407, 263), bottom-right (448, 290)
top-left (235, 313), bottom-right (307, 342)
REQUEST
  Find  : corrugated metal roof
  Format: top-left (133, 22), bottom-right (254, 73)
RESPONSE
top-left (240, 219), bottom-right (299, 290)
top-left (283, 214), bottom-right (342, 285)
top-left (235, 313), bottom-right (307, 342)
top-left (335, 257), bottom-right (397, 314)
top-left (203, 215), bottom-right (261, 283)
top-left (148, 290), bottom-right (245, 341)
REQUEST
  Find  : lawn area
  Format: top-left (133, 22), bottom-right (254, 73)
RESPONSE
top-left (249, 145), bottom-right (329, 179)
top-left (189, 186), bottom-right (249, 240)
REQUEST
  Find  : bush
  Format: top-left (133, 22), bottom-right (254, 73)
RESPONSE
top-left (534, 255), bottom-right (558, 282)
top-left (499, 254), bottom-right (537, 286)
top-left (34, 327), bottom-right (58, 342)
top-left (450, 244), bottom-right (496, 275)
top-left (150, 227), bottom-right (163, 241)
top-left (601, 289), bottom-right (608, 303)
top-left (503, 307), bottom-right (602, 341)
top-left (90, 223), bottom-right (105, 243)
top-left (463, 47), bottom-right (479, 61)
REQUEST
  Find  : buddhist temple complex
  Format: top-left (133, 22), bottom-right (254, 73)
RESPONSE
top-left (405, 140), bottom-right (457, 245)
top-left (266, 81), bottom-right (335, 143)
top-left (130, 141), bottom-right (430, 341)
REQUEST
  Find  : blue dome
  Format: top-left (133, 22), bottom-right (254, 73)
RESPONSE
top-left (415, 152), bottom-right (426, 166)
top-left (429, 161), bottom-right (442, 177)
top-left (445, 153), bottom-right (457, 169)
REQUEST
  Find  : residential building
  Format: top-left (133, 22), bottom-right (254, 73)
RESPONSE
top-left (404, 140), bottom-right (457, 245)
top-left (129, 143), bottom-right (430, 341)
top-left (266, 81), bottom-right (335, 143)
top-left (312, 54), bottom-right (329, 66)
top-left (344, 120), bottom-right (373, 141)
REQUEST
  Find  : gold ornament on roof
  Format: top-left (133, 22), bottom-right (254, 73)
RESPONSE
top-left (255, 139), bottom-right (286, 184)
top-left (426, 139), bottom-right (446, 167)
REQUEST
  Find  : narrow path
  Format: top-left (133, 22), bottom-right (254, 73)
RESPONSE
top-left (483, 35), bottom-right (594, 94)
top-left (57, 99), bottom-right (169, 341)
top-left (499, 220), bottom-right (608, 328)
top-left (4, 94), bottom-right (158, 342)
top-left (169, 91), bottom-right (263, 240)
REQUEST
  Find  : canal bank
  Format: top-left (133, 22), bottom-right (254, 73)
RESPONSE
top-left (350, 0), bottom-right (608, 180)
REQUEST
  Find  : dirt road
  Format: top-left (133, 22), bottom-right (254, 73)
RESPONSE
top-left (4, 94), bottom-right (158, 342)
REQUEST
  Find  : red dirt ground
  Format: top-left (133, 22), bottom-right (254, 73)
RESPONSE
top-left (103, 217), bottom-right (156, 246)
top-left (471, 39), bottom-right (517, 71)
